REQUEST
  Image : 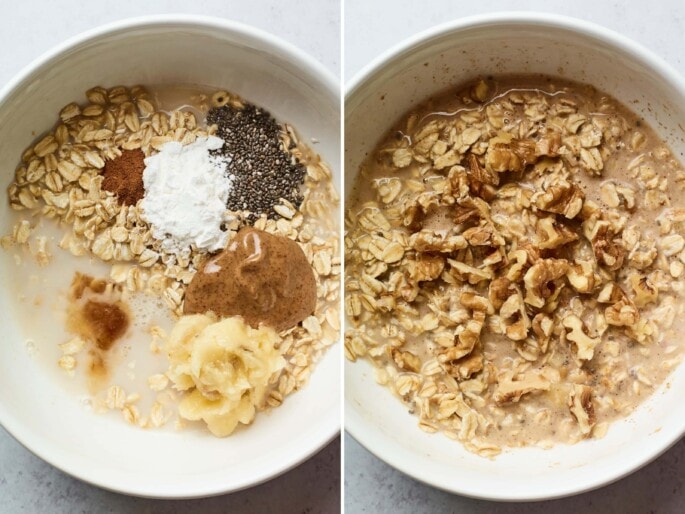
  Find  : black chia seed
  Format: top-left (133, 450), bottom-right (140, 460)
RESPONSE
top-left (207, 103), bottom-right (306, 220)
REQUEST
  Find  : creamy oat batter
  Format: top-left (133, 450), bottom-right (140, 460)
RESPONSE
top-left (345, 75), bottom-right (685, 455)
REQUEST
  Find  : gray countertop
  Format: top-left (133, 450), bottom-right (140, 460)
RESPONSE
top-left (0, 1), bottom-right (340, 512)
top-left (344, 0), bottom-right (685, 513)
top-left (345, 434), bottom-right (684, 513)
top-left (0, 427), bottom-right (340, 513)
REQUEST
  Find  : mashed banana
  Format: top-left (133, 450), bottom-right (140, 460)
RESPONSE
top-left (166, 314), bottom-right (285, 436)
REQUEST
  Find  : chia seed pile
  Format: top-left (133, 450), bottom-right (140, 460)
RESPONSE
top-left (207, 103), bottom-right (306, 220)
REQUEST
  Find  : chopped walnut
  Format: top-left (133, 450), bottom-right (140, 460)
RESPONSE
top-left (441, 311), bottom-right (484, 361)
top-left (463, 223), bottom-right (505, 246)
top-left (589, 220), bottom-right (626, 271)
top-left (536, 217), bottom-right (579, 249)
top-left (485, 136), bottom-right (537, 173)
top-left (523, 259), bottom-right (569, 309)
top-left (459, 291), bottom-right (493, 313)
top-left (442, 346), bottom-right (484, 381)
top-left (466, 153), bottom-right (499, 199)
top-left (563, 315), bottom-right (600, 361)
top-left (533, 178), bottom-right (584, 219)
top-left (493, 372), bottom-right (551, 405)
top-left (598, 283), bottom-right (640, 327)
top-left (596, 282), bottom-right (624, 303)
top-left (504, 249), bottom-right (530, 282)
top-left (407, 254), bottom-right (445, 284)
top-left (488, 277), bottom-right (514, 310)
top-left (403, 204), bottom-right (425, 231)
top-left (532, 313), bottom-right (554, 352)
top-left (391, 348), bottom-right (421, 373)
top-left (438, 302), bottom-right (486, 381)
top-left (566, 260), bottom-right (597, 294)
top-left (569, 384), bottom-right (596, 436)
top-left (629, 274), bottom-right (658, 307)
top-left (499, 290), bottom-right (530, 341)
top-left (452, 197), bottom-right (490, 225)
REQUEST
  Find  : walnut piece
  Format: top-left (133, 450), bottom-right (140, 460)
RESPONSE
top-left (466, 153), bottom-right (499, 199)
top-left (534, 178), bottom-right (584, 219)
top-left (452, 197), bottom-right (490, 225)
top-left (569, 384), bottom-right (596, 436)
top-left (493, 372), bottom-right (551, 405)
top-left (442, 346), bottom-right (484, 381)
top-left (391, 348), bottom-right (421, 373)
top-left (563, 315), bottom-right (600, 361)
top-left (463, 222), bottom-right (505, 247)
top-left (499, 290), bottom-right (530, 341)
top-left (532, 313), bottom-right (554, 353)
top-left (439, 305), bottom-right (486, 381)
top-left (459, 291), bottom-right (493, 313)
top-left (485, 136), bottom-right (537, 173)
top-left (523, 259), bottom-right (569, 308)
top-left (629, 274), bottom-right (658, 307)
top-left (440, 310), bottom-right (485, 363)
top-left (403, 204), bottom-right (425, 231)
top-left (407, 254), bottom-right (445, 284)
top-left (566, 260), bottom-right (597, 294)
top-left (488, 277), bottom-right (514, 310)
top-left (537, 217), bottom-right (579, 249)
top-left (589, 220), bottom-right (626, 271)
top-left (598, 283), bottom-right (640, 327)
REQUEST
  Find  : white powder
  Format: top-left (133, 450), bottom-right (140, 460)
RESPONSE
top-left (141, 136), bottom-right (232, 255)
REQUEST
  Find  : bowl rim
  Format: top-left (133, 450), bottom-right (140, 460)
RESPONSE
top-left (344, 11), bottom-right (685, 501)
top-left (0, 14), bottom-right (340, 499)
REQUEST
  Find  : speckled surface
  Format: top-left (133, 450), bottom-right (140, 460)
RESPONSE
top-left (0, 428), bottom-right (339, 513)
top-left (0, 1), bottom-right (340, 512)
top-left (344, 1), bottom-right (685, 512)
top-left (345, 434), bottom-right (684, 513)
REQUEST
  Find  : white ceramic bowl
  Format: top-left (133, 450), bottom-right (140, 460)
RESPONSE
top-left (345, 12), bottom-right (685, 501)
top-left (0, 15), bottom-right (340, 498)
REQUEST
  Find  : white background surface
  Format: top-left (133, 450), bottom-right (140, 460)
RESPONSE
top-left (0, 1), bottom-right (340, 513)
top-left (344, 1), bottom-right (685, 513)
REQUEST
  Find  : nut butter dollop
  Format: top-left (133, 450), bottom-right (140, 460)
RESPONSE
top-left (183, 227), bottom-right (317, 332)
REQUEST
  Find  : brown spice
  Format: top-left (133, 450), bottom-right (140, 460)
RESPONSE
top-left (102, 149), bottom-right (146, 206)
top-left (65, 273), bottom-right (132, 393)
top-left (67, 273), bottom-right (131, 351)
top-left (81, 300), bottom-right (129, 350)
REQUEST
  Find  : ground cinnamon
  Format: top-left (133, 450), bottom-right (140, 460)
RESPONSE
top-left (102, 149), bottom-right (146, 206)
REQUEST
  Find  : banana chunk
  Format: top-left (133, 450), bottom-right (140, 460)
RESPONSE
top-left (166, 314), bottom-right (285, 436)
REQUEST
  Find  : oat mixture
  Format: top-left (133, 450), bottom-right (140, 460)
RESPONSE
top-left (2, 85), bottom-right (340, 434)
top-left (345, 76), bottom-right (685, 456)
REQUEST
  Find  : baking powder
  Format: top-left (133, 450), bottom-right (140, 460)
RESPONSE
top-left (141, 136), bottom-right (232, 255)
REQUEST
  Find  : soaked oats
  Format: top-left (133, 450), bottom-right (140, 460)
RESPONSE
top-left (345, 75), bottom-right (685, 456)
